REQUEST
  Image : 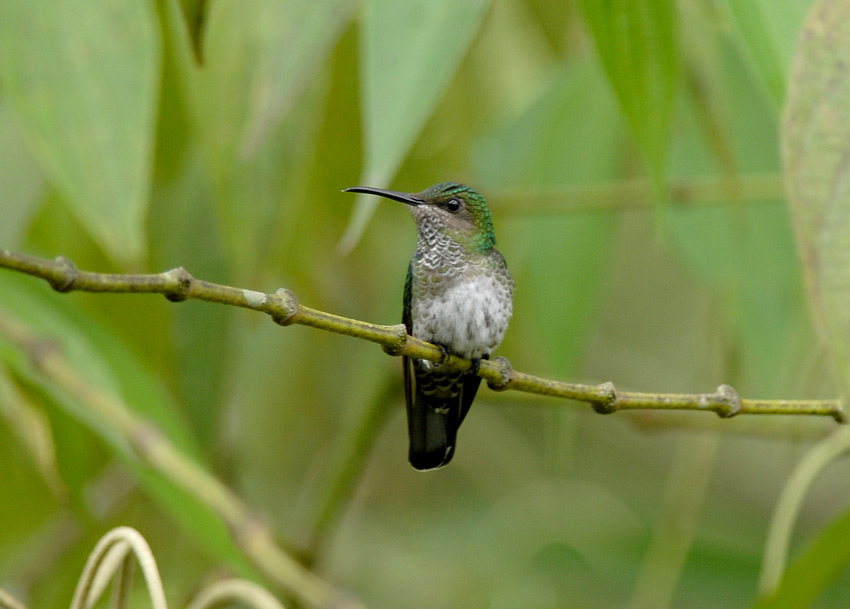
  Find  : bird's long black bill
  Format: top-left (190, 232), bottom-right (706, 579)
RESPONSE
top-left (343, 186), bottom-right (423, 206)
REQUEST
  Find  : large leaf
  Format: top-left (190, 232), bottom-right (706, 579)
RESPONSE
top-left (783, 0), bottom-right (850, 400)
top-left (0, 0), bottom-right (160, 266)
top-left (580, 0), bottom-right (679, 199)
top-left (339, 0), bottom-right (491, 252)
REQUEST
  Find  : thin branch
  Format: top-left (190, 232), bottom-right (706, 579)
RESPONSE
top-left (0, 249), bottom-right (844, 422)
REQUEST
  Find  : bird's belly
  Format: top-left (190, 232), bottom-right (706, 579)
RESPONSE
top-left (412, 275), bottom-right (512, 359)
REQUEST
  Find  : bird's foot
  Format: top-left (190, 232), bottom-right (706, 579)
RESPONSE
top-left (436, 344), bottom-right (450, 364)
top-left (470, 353), bottom-right (489, 375)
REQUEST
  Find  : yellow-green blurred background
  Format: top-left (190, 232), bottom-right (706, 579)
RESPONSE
top-left (1, 0), bottom-right (849, 607)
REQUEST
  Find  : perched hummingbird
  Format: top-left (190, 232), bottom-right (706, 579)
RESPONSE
top-left (344, 182), bottom-right (514, 470)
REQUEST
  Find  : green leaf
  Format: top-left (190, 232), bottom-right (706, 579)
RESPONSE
top-left (580, 0), bottom-right (679, 198)
top-left (0, 0), bottom-right (160, 266)
top-left (339, 0), bottom-right (491, 252)
top-left (753, 501), bottom-right (850, 609)
top-left (783, 0), bottom-right (850, 400)
top-left (723, 0), bottom-right (814, 107)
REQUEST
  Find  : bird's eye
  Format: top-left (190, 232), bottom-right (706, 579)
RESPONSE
top-left (446, 198), bottom-right (462, 213)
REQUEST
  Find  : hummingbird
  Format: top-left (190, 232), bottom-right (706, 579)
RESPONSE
top-left (344, 182), bottom-right (514, 470)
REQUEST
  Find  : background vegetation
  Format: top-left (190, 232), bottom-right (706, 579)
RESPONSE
top-left (1, 0), bottom-right (849, 607)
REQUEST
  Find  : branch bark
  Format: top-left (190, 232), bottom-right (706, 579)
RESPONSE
top-left (0, 248), bottom-right (844, 423)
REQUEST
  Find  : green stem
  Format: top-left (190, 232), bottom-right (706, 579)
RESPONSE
top-left (493, 173), bottom-right (784, 215)
top-left (757, 426), bottom-right (850, 596)
top-left (0, 590), bottom-right (28, 609)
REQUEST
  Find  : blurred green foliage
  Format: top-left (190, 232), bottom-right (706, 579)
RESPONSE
top-left (1, 0), bottom-right (850, 608)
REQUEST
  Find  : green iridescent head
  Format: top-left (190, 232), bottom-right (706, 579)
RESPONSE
top-left (344, 182), bottom-right (496, 252)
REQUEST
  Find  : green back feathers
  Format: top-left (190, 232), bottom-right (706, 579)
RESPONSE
top-left (424, 182), bottom-right (496, 252)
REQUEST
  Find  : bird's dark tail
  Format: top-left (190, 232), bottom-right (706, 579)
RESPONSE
top-left (407, 389), bottom-right (457, 470)
top-left (406, 366), bottom-right (483, 470)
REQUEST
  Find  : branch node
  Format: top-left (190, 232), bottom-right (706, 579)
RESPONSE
top-left (49, 256), bottom-right (78, 293)
top-left (271, 288), bottom-right (299, 325)
top-left (714, 384), bottom-right (741, 418)
top-left (591, 381), bottom-right (620, 414)
top-left (486, 356), bottom-right (513, 391)
top-left (381, 325), bottom-right (408, 355)
top-left (163, 267), bottom-right (192, 302)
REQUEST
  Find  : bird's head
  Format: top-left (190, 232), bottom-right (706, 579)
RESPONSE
top-left (344, 182), bottom-right (496, 252)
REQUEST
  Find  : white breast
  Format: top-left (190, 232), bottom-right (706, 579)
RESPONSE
top-left (412, 273), bottom-right (512, 359)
